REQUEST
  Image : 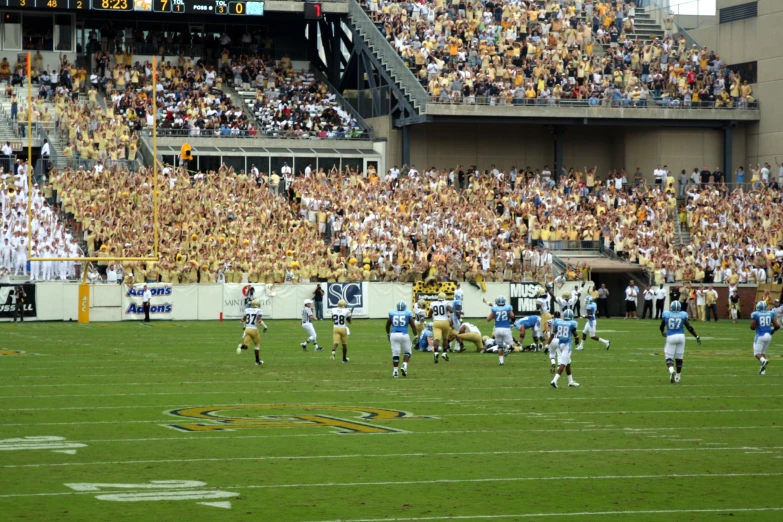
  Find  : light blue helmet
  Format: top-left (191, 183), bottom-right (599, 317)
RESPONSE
top-left (756, 301), bottom-right (768, 312)
top-left (396, 300), bottom-right (407, 311)
top-left (495, 295), bottom-right (507, 306)
top-left (562, 309), bottom-right (574, 321)
top-left (514, 318), bottom-right (524, 330)
top-left (585, 295), bottom-right (594, 306)
top-left (425, 322), bottom-right (433, 330)
top-left (670, 301), bottom-right (682, 312)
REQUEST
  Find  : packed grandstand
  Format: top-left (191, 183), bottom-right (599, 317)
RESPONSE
top-left (0, 3), bottom-right (776, 286)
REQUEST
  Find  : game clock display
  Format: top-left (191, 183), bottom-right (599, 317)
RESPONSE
top-left (90, 0), bottom-right (132, 9)
top-left (3, 0), bottom-right (264, 13)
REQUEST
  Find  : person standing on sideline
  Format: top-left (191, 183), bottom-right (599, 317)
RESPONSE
top-left (655, 284), bottom-right (667, 319)
top-left (642, 285), bottom-right (655, 319)
top-left (12, 285), bottom-right (26, 322)
top-left (312, 284), bottom-right (324, 320)
top-left (696, 285), bottom-right (706, 322)
top-left (597, 283), bottom-right (610, 318)
top-left (705, 285), bottom-right (719, 322)
top-left (625, 280), bottom-right (639, 319)
top-left (142, 284), bottom-right (152, 322)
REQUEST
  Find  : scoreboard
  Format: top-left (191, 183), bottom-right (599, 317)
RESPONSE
top-left (2, 0), bottom-right (267, 15)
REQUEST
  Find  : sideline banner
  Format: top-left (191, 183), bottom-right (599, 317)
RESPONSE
top-left (122, 283), bottom-right (176, 320)
top-left (326, 282), bottom-right (369, 317)
top-left (0, 283), bottom-right (36, 319)
top-left (222, 284), bottom-right (275, 319)
top-left (411, 281), bottom-right (459, 312)
top-left (509, 282), bottom-right (544, 316)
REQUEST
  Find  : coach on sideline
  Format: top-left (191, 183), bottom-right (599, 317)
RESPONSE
top-left (142, 284), bottom-right (152, 322)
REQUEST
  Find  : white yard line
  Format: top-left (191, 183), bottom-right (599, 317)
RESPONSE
top-left (0, 472), bottom-right (779, 499)
top-left (3, 446), bottom-right (782, 469)
top-left (304, 507), bottom-right (783, 522)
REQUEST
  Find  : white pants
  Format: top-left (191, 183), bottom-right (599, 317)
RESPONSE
top-left (556, 342), bottom-right (572, 366)
top-left (548, 337), bottom-right (559, 357)
top-left (302, 323), bottom-right (317, 341)
top-left (582, 320), bottom-right (596, 338)
top-left (754, 333), bottom-right (772, 356)
top-left (390, 332), bottom-right (412, 357)
top-left (664, 333), bottom-right (686, 360)
top-left (495, 327), bottom-right (513, 347)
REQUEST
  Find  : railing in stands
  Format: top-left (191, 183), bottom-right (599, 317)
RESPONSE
top-left (147, 127), bottom-right (372, 140)
top-left (427, 97), bottom-right (758, 111)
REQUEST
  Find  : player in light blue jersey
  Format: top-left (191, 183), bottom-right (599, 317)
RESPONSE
top-left (548, 309), bottom-right (580, 388)
top-left (576, 296), bottom-right (611, 351)
top-left (449, 299), bottom-right (464, 352)
top-left (386, 301), bottom-right (417, 378)
top-left (660, 300), bottom-right (700, 383)
top-left (750, 301), bottom-right (780, 375)
top-left (417, 324), bottom-right (434, 352)
top-left (488, 295), bottom-right (515, 366)
top-left (513, 315), bottom-right (543, 351)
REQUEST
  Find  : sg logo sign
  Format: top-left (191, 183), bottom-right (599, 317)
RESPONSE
top-left (164, 405), bottom-right (413, 434)
top-left (327, 283), bottom-right (364, 309)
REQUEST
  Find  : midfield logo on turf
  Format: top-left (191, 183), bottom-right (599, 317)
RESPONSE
top-left (0, 349), bottom-right (26, 356)
top-left (164, 405), bottom-right (413, 434)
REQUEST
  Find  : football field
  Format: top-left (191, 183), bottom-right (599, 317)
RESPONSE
top-left (0, 317), bottom-right (781, 521)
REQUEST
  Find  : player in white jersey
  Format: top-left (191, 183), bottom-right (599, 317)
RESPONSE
top-left (455, 321), bottom-right (483, 352)
top-left (413, 299), bottom-right (428, 337)
top-left (331, 299), bottom-right (352, 362)
top-left (537, 287), bottom-right (554, 333)
top-left (300, 299), bottom-right (322, 352)
top-left (236, 300), bottom-right (268, 366)
top-left (428, 292), bottom-right (451, 363)
top-left (545, 312), bottom-right (560, 373)
top-left (386, 301), bottom-right (416, 377)
top-left (555, 290), bottom-right (580, 313)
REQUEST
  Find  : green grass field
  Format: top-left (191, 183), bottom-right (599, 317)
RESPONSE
top-left (0, 317), bottom-right (781, 521)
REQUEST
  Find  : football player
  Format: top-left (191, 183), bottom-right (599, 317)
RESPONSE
top-left (331, 299), bottom-right (352, 362)
top-left (555, 289), bottom-right (580, 314)
top-left (455, 322), bottom-right (483, 352)
top-left (449, 296), bottom-right (464, 351)
top-left (546, 311), bottom-right (561, 373)
top-left (300, 299), bottom-right (321, 352)
top-left (386, 300), bottom-right (416, 378)
top-left (549, 309), bottom-right (581, 388)
top-left (751, 301), bottom-right (780, 375)
top-left (513, 314), bottom-right (543, 351)
top-left (428, 292), bottom-right (452, 363)
top-left (237, 299), bottom-right (267, 366)
top-left (417, 323), bottom-right (434, 352)
top-left (537, 285), bottom-right (554, 333)
top-left (488, 295), bottom-right (514, 365)
top-left (576, 296), bottom-right (611, 350)
top-left (660, 301), bottom-right (700, 383)
top-left (413, 299), bottom-right (428, 337)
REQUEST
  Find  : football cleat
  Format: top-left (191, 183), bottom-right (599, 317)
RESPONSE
top-left (551, 380), bottom-right (558, 388)
top-left (442, 352), bottom-right (450, 362)
top-left (568, 381), bottom-right (580, 387)
top-left (499, 361), bottom-right (504, 366)
top-left (674, 373), bottom-right (681, 383)
top-left (301, 342), bottom-right (307, 352)
top-left (315, 346), bottom-right (323, 352)
top-left (434, 352), bottom-right (439, 364)
top-left (670, 371), bottom-right (676, 383)
top-left (760, 360), bottom-right (769, 375)
top-left (760, 370), bottom-right (766, 376)
top-left (330, 351), bottom-right (336, 361)
top-left (401, 367), bottom-right (407, 377)
top-left (550, 363), bottom-right (556, 374)
top-left (237, 344), bottom-right (243, 355)
top-left (342, 358), bottom-right (349, 364)
top-left (575, 343), bottom-right (584, 351)
top-left (605, 341), bottom-right (611, 350)
top-left (393, 371), bottom-right (398, 378)
top-left (255, 360), bottom-right (264, 366)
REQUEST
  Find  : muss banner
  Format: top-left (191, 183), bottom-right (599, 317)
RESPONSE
top-left (0, 283), bottom-right (36, 319)
top-left (326, 283), bottom-right (368, 317)
top-left (510, 282), bottom-right (543, 316)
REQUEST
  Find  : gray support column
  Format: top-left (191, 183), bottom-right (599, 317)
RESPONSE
top-left (724, 124), bottom-right (734, 183)
top-left (554, 125), bottom-right (565, 182)
top-left (401, 125), bottom-right (410, 166)
top-left (331, 19), bottom-right (342, 86)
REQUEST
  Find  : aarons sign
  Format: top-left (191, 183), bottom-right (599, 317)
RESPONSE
top-left (122, 284), bottom-right (174, 319)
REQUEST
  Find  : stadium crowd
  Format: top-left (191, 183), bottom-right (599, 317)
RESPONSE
top-left (362, 0), bottom-right (756, 108)
top-left (3, 160), bottom-right (780, 286)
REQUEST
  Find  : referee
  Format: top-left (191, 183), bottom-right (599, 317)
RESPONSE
top-left (142, 285), bottom-right (152, 322)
